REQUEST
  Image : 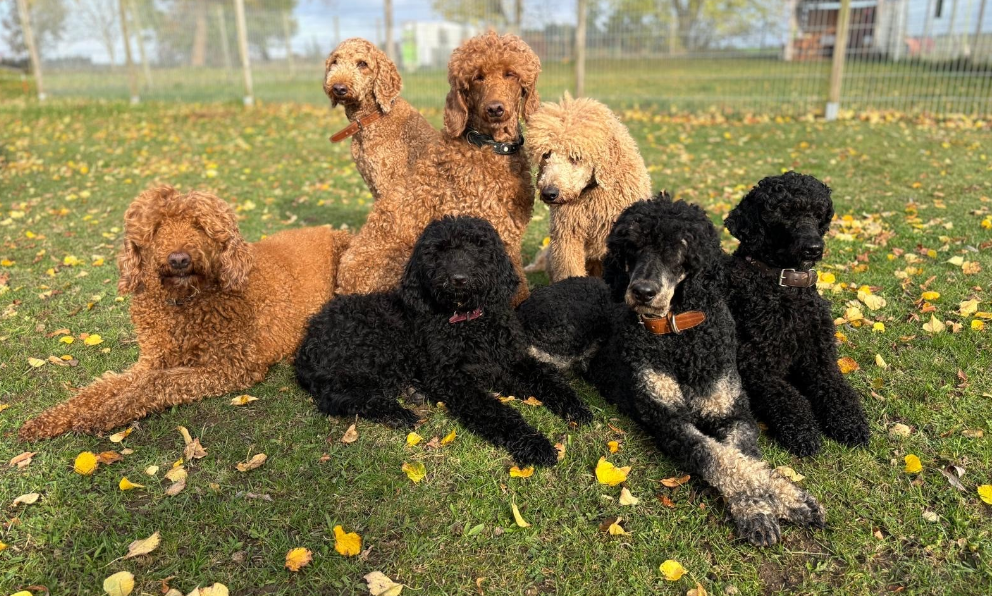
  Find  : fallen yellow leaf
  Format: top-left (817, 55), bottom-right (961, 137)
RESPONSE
top-left (521, 396), bottom-right (543, 406)
top-left (285, 547), bottom-right (313, 571)
top-left (122, 531), bottom-right (160, 560)
top-left (74, 451), bottom-right (98, 475)
top-left (12, 492), bottom-right (40, 506)
top-left (922, 315), bottom-right (946, 334)
top-left (921, 291), bottom-right (940, 301)
top-left (606, 517), bottom-right (628, 535)
top-left (236, 453), bottom-right (267, 472)
top-left (509, 465), bottom-right (534, 478)
top-left (837, 356), bottom-right (860, 374)
top-left (904, 454), bottom-right (923, 474)
top-left (511, 498), bottom-right (531, 528)
top-left (978, 485), bottom-right (992, 505)
top-left (775, 466), bottom-right (805, 482)
top-left (108, 427), bottom-right (133, 443)
top-left (872, 322), bottom-right (885, 333)
top-left (84, 334), bottom-right (103, 346)
top-left (660, 559), bottom-right (686, 581)
top-left (440, 429), bottom-right (457, 446)
top-left (958, 299), bottom-right (979, 316)
top-left (554, 442), bottom-right (566, 461)
top-left (660, 475), bottom-right (691, 488)
top-left (119, 477), bottom-right (144, 491)
top-left (607, 440), bottom-right (620, 453)
top-left (340, 423), bottom-right (359, 444)
top-left (27, 357), bottom-right (45, 368)
top-left (9, 451), bottom-right (36, 468)
top-left (947, 256), bottom-right (964, 266)
top-left (144, 465), bottom-right (159, 476)
top-left (875, 354), bottom-right (888, 368)
top-left (188, 583), bottom-right (229, 596)
top-left (406, 432), bottom-right (423, 446)
top-left (364, 571), bottom-right (405, 596)
top-left (618, 487), bottom-right (639, 506)
top-left (401, 461), bottom-right (426, 483)
top-left (103, 571), bottom-right (135, 596)
top-left (973, 320), bottom-right (985, 331)
top-left (333, 525), bottom-right (362, 556)
top-left (595, 457), bottom-right (630, 486)
top-left (229, 394), bottom-right (258, 406)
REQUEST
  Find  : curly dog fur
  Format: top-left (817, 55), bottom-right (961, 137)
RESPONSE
top-left (295, 216), bottom-right (591, 466)
top-left (19, 186), bottom-right (351, 441)
top-left (724, 172), bottom-right (870, 456)
top-left (324, 38), bottom-right (439, 201)
top-left (335, 32), bottom-right (540, 306)
top-left (524, 93), bottom-right (651, 281)
top-left (520, 195), bottom-right (825, 546)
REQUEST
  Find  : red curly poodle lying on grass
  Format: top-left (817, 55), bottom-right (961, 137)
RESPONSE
top-left (19, 186), bottom-right (351, 441)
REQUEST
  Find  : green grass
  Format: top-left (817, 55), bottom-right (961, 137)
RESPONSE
top-left (11, 57), bottom-right (991, 116)
top-left (1, 95), bottom-right (991, 595)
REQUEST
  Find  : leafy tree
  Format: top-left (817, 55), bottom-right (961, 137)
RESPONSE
top-left (1, 0), bottom-right (68, 59)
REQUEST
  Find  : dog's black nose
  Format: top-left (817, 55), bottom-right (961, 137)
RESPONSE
top-left (800, 242), bottom-right (824, 261)
top-left (332, 83), bottom-right (348, 97)
top-left (486, 102), bottom-right (505, 119)
top-left (451, 273), bottom-right (469, 287)
top-left (541, 186), bottom-right (560, 203)
top-left (629, 281), bottom-right (658, 302)
top-left (168, 252), bottom-right (191, 271)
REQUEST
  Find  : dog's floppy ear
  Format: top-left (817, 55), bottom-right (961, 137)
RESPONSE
top-left (818, 197), bottom-right (835, 236)
top-left (218, 236), bottom-right (253, 292)
top-left (486, 235), bottom-right (520, 307)
top-left (444, 86), bottom-right (469, 138)
top-left (191, 191), bottom-right (254, 293)
top-left (724, 192), bottom-right (762, 247)
top-left (117, 185), bottom-right (175, 295)
top-left (373, 54), bottom-right (401, 114)
top-left (522, 75), bottom-right (540, 121)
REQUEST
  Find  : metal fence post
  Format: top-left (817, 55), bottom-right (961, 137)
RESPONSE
top-left (119, 0), bottom-right (140, 104)
top-left (384, 0), bottom-right (395, 62)
top-left (15, 0), bottom-right (46, 101)
top-left (282, 10), bottom-right (296, 76)
top-left (575, 0), bottom-right (587, 97)
top-left (826, 0), bottom-right (851, 120)
top-left (233, 0), bottom-right (254, 106)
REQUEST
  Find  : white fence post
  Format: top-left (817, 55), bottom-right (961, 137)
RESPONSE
top-left (233, 0), bottom-right (254, 106)
top-left (119, 0), bottom-right (140, 104)
top-left (15, 0), bottom-right (46, 101)
top-left (575, 0), bottom-right (587, 97)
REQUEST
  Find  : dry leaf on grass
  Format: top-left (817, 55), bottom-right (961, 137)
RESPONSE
top-left (186, 583), bottom-right (229, 596)
top-left (660, 559), bottom-right (686, 581)
top-left (554, 442), bottom-right (566, 461)
top-left (888, 423), bottom-right (911, 438)
top-left (236, 453), bottom-right (267, 472)
top-left (775, 466), bottom-right (805, 482)
top-left (509, 466), bottom-right (534, 478)
top-left (978, 485), bottom-right (992, 505)
top-left (10, 451), bottom-right (36, 468)
top-left (511, 498), bottom-right (531, 528)
top-left (340, 423), bottom-right (359, 444)
top-left (904, 454), bottom-right (923, 474)
top-left (687, 581), bottom-right (709, 596)
top-left (103, 571), bottom-right (135, 596)
top-left (229, 394), bottom-right (258, 406)
top-left (607, 440), bottom-right (620, 453)
top-left (120, 531), bottom-right (160, 560)
top-left (595, 457), bottom-right (630, 486)
top-left (285, 547), bottom-right (313, 571)
top-left (618, 487), bottom-right (639, 506)
top-left (333, 525), bottom-right (362, 556)
top-left (401, 461), bottom-right (426, 483)
top-left (660, 475), bottom-right (691, 488)
top-left (405, 432), bottom-right (423, 446)
top-left (521, 396), bottom-right (543, 407)
top-left (598, 516), bottom-right (627, 535)
top-left (119, 477), bottom-right (144, 491)
top-left (108, 427), bottom-right (133, 443)
top-left (97, 451), bottom-right (123, 465)
top-left (440, 429), bottom-right (457, 446)
top-left (74, 451), bottom-right (98, 475)
top-left (12, 492), bottom-right (40, 506)
top-left (837, 357), bottom-right (860, 374)
top-left (364, 571), bottom-right (405, 596)
top-left (940, 465), bottom-right (966, 491)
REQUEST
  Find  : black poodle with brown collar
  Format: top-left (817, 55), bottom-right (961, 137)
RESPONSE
top-left (520, 194), bottom-right (825, 546)
top-left (295, 216), bottom-right (591, 466)
top-left (724, 172), bottom-right (870, 457)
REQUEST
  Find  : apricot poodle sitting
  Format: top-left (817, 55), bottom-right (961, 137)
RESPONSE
top-left (19, 186), bottom-right (351, 441)
top-left (525, 93), bottom-right (651, 281)
top-left (324, 38), bottom-right (439, 202)
top-left (335, 32), bottom-right (540, 306)
top-left (295, 216), bottom-right (591, 466)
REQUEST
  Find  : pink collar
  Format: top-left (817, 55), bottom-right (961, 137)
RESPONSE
top-left (449, 308), bottom-right (483, 324)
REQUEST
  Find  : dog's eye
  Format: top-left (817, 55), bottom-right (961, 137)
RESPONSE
top-left (569, 156), bottom-right (581, 165)
top-left (542, 152), bottom-right (551, 160)
top-left (330, 59), bottom-right (337, 66)
top-left (504, 71), bottom-right (516, 79)
top-left (357, 60), bottom-right (368, 69)
top-left (474, 73), bottom-right (485, 82)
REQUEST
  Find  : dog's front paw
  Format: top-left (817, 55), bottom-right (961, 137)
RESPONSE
top-left (508, 433), bottom-right (558, 467)
top-left (789, 490), bottom-right (826, 528)
top-left (775, 424), bottom-right (823, 457)
top-left (735, 512), bottom-right (782, 547)
top-left (821, 412), bottom-right (869, 447)
top-left (383, 407), bottom-right (420, 429)
top-left (564, 401), bottom-right (593, 425)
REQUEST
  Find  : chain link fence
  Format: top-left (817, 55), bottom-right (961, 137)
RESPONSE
top-left (3, 0), bottom-right (991, 115)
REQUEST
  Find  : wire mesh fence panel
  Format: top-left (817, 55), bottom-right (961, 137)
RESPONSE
top-left (3, 0), bottom-right (990, 115)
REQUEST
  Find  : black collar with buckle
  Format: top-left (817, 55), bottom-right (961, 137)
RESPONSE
top-left (465, 129), bottom-right (523, 155)
top-left (744, 256), bottom-right (817, 288)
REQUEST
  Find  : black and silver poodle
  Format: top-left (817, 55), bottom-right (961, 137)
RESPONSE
top-left (294, 215), bottom-right (592, 466)
top-left (520, 194), bottom-right (824, 546)
top-left (724, 172), bottom-right (870, 457)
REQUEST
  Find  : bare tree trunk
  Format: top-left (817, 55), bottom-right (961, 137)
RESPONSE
top-left (118, 0), bottom-right (139, 103)
top-left (282, 10), bottom-right (295, 75)
top-left (216, 4), bottom-right (233, 81)
top-left (784, 0), bottom-right (798, 61)
top-left (233, 0), bottom-right (254, 105)
top-left (575, 0), bottom-right (587, 97)
top-left (15, 0), bottom-right (46, 100)
top-left (128, 0), bottom-right (152, 87)
top-left (384, 0), bottom-right (395, 62)
top-left (191, 0), bottom-right (208, 67)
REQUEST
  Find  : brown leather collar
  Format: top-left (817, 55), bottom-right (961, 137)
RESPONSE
top-left (639, 311), bottom-right (706, 335)
top-left (744, 256), bottom-right (816, 288)
top-left (329, 111), bottom-right (384, 143)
